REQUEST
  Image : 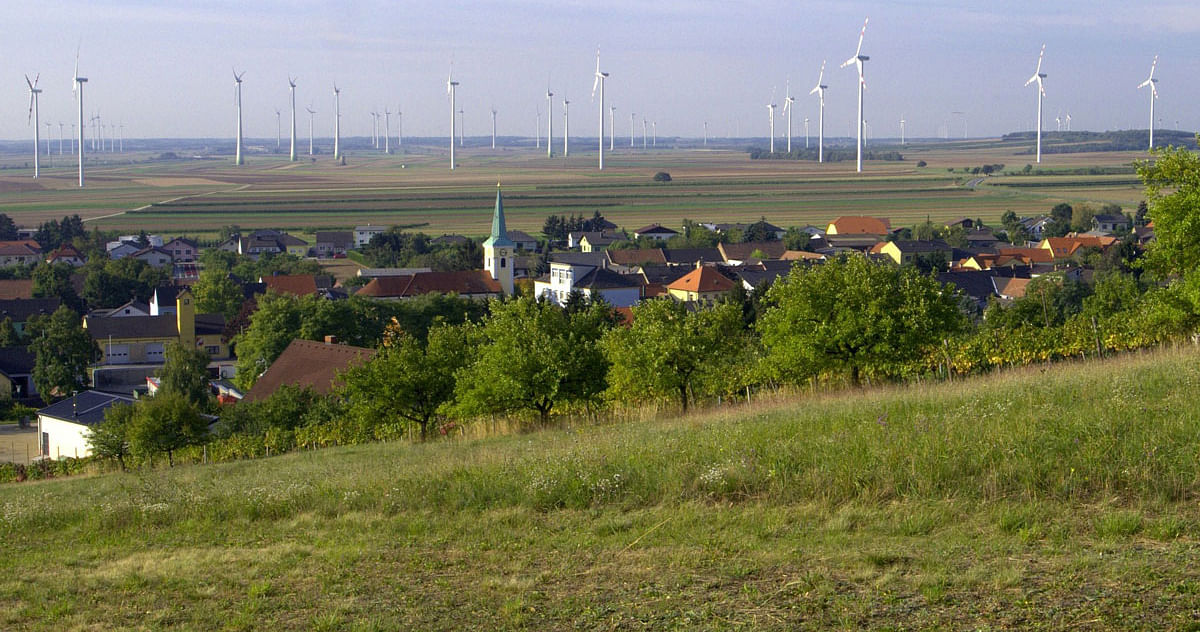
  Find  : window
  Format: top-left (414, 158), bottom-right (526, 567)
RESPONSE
top-left (500, 258), bottom-right (506, 268)
top-left (205, 345), bottom-right (220, 355)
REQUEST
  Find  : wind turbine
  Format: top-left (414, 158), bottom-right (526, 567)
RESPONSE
top-left (704, 121), bottom-right (708, 146)
top-left (563, 99), bottom-right (570, 156)
top-left (333, 83), bottom-right (341, 161)
top-left (642, 117), bottom-right (647, 149)
top-left (490, 106), bottom-right (496, 149)
top-left (73, 49), bottom-right (87, 187)
top-left (289, 77), bottom-right (298, 161)
top-left (900, 115), bottom-right (906, 145)
top-left (118, 124), bottom-right (124, 153)
top-left (804, 117), bottom-right (810, 148)
top-left (306, 104), bottom-right (316, 155)
top-left (370, 110), bottom-right (378, 148)
top-left (546, 82), bottom-right (554, 157)
top-left (1024, 44), bottom-right (1047, 163)
top-left (1138, 55), bottom-right (1159, 150)
top-left (58, 122), bottom-right (65, 155)
top-left (447, 66), bottom-right (458, 169)
top-left (384, 108), bottom-right (391, 154)
top-left (458, 105), bottom-right (464, 147)
top-left (397, 106), bottom-right (403, 148)
top-left (630, 112), bottom-right (635, 147)
top-left (1055, 112), bottom-right (1061, 132)
top-left (593, 47), bottom-right (609, 170)
top-left (652, 121), bottom-right (657, 146)
top-left (233, 70), bottom-right (245, 165)
top-left (810, 60), bottom-right (827, 162)
top-left (766, 87), bottom-right (777, 153)
top-left (840, 17), bottom-right (869, 172)
top-left (783, 80), bottom-right (795, 153)
top-left (26, 74), bottom-right (41, 178)
top-left (535, 105), bottom-right (541, 148)
top-left (1065, 114), bottom-right (1071, 131)
top-left (45, 122), bottom-right (53, 158)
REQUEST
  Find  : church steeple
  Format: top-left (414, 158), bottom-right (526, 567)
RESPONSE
top-left (483, 185), bottom-right (515, 249)
top-left (483, 183), bottom-right (515, 295)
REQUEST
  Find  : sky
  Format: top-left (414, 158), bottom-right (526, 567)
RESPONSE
top-left (1, 0), bottom-right (1197, 142)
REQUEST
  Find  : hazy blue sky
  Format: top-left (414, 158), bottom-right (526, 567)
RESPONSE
top-left (2, 0), bottom-right (1196, 141)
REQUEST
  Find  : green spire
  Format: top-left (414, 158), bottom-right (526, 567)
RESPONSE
top-left (483, 184), bottom-right (514, 248)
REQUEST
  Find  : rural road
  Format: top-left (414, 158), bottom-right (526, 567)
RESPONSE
top-left (83, 183), bottom-right (252, 224)
top-left (965, 177), bottom-right (985, 189)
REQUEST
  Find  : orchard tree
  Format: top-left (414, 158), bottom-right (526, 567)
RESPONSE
top-left (192, 269), bottom-right (245, 320)
top-left (127, 391), bottom-right (208, 467)
top-left (89, 402), bottom-right (134, 470)
top-left (603, 298), bottom-right (743, 412)
top-left (159, 341), bottom-right (213, 409)
top-left (757, 255), bottom-right (967, 385)
top-left (455, 296), bottom-right (610, 424)
top-left (1138, 144), bottom-right (1200, 276)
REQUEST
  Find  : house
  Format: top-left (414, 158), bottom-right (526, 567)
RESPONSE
top-left (663, 248), bottom-right (722, 266)
top-left (533, 252), bottom-right (640, 308)
top-left (92, 300), bottom-right (151, 318)
top-left (432, 234), bottom-right (469, 247)
top-left (964, 229), bottom-right (1000, 249)
top-left (84, 288), bottom-right (230, 369)
top-left (1039, 235), bottom-right (1117, 259)
top-left (1092, 214), bottom-right (1130, 233)
top-left (506, 230), bottom-right (539, 252)
top-left (0, 240), bottom-right (43, 267)
top-left (993, 277), bottom-right (1033, 301)
top-left (822, 234), bottom-right (884, 253)
top-left (702, 221), bottom-right (786, 240)
top-left (666, 265), bottom-right (737, 303)
top-left (36, 390), bottom-right (136, 459)
top-left (0, 346), bottom-right (37, 400)
top-left (130, 246), bottom-right (174, 268)
top-left (579, 233), bottom-right (621, 253)
top-left (355, 270), bottom-right (503, 301)
top-left (632, 224), bottom-right (680, 241)
top-left (568, 231), bottom-right (612, 250)
top-left (354, 225), bottom-right (386, 248)
top-left (606, 248), bottom-right (668, 269)
top-left (262, 274), bottom-right (320, 297)
top-left (718, 241), bottom-right (787, 265)
top-left (162, 237), bottom-right (199, 263)
top-left (735, 267), bottom-right (792, 293)
top-left (243, 337), bottom-right (376, 403)
top-left (878, 240), bottom-right (954, 266)
top-left (106, 241), bottom-right (141, 260)
top-left (46, 245), bottom-right (86, 266)
top-left (780, 250), bottom-right (827, 263)
top-left (945, 218), bottom-right (975, 230)
top-left (1021, 216), bottom-right (1054, 240)
top-left (218, 230), bottom-right (309, 258)
top-left (0, 280), bottom-right (34, 300)
top-left (313, 231), bottom-right (354, 257)
top-left (0, 297), bottom-right (60, 335)
top-left (826, 216), bottom-right (891, 236)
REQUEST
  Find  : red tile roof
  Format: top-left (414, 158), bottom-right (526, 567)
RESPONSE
top-left (263, 275), bottom-right (320, 297)
top-left (243, 339), bottom-right (376, 403)
top-left (356, 270), bottom-right (501, 298)
top-left (667, 266), bottom-right (737, 293)
top-left (0, 240), bottom-right (42, 257)
top-left (827, 216), bottom-right (891, 235)
top-left (0, 280), bottom-right (34, 300)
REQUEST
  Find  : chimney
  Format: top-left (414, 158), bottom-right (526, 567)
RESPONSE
top-left (324, 335), bottom-right (339, 345)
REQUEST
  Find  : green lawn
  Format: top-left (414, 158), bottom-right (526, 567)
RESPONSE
top-left (3, 347), bottom-right (1200, 629)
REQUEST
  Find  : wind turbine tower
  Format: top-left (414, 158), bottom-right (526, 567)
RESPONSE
top-left (546, 84), bottom-right (554, 157)
top-left (783, 81), bottom-right (794, 153)
top-left (900, 115), bottom-right (906, 145)
top-left (234, 70), bottom-right (245, 165)
top-left (563, 99), bottom-right (570, 156)
top-left (630, 112), bottom-right (635, 147)
top-left (609, 105), bottom-right (616, 150)
top-left (593, 48), bottom-right (609, 170)
top-left (447, 67), bottom-right (458, 169)
top-left (26, 74), bottom-right (41, 178)
top-left (1138, 56), bottom-right (1159, 151)
top-left (490, 106), bottom-right (497, 149)
top-left (73, 53), bottom-right (87, 187)
top-left (1024, 44), bottom-right (1047, 163)
top-left (274, 108), bottom-right (282, 151)
top-left (289, 77), bottom-right (298, 161)
top-left (810, 60), bottom-right (827, 162)
top-left (333, 84), bottom-right (342, 161)
top-left (58, 122), bottom-right (64, 155)
top-left (840, 18), bottom-right (869, 172)
top-left (384, 108), bottom-right (391, 154)
top-left (305, 105), bottom-right (316, 155)
top-left (767, 88), bottom-right (777, 153)
top-left (458, 106), bottom-right (464, 147)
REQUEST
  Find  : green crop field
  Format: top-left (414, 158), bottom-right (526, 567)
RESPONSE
top-left (4, 347), bottom-right (1200, 629)
top-left (0, 138), bottom-right (1154, 238)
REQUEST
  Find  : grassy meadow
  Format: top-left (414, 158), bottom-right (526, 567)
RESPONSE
top-left (4, 346), bottom-right (1200, 629)
top-left (0, 138), bottom-right (1153, 238)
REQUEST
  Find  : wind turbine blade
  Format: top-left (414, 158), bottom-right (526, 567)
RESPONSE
top-left (855, 17), bottom-right (868, 56)
top-left (1025, 75), bottom-right (1039, 87)
top-left (1034, 44), bottom-right (1045, 75)
top-left (25, 74), bottom-right (33, 90)
top-left (1149, 55), bottom-right (1158, 80)
top-left (840, 57), bottom-right (857, 69)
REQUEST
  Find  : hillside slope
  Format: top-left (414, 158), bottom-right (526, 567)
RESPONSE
top-left (4, 348), bottom-right (1200, 629)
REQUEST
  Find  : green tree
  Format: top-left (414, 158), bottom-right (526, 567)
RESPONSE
top-left (31, 262), bottom-right (82, 312)
top-left (1138, 144), bottom-right (1200, 276)
top-left (192, 269), bottom-right (245, 321)
top-left (88, 402), bottom-right (134, 470)
top-left (602, 299), bottom-right (743, 412)
top-left (744, 217), bottom-right (779, 242)
top-left (159, 341), bottom-right (213, 409)
top-left (341, 323), bottom-right (475, 439)
top-left (757, 255), bottom-right (967, 385)
top-left (0, 214), bottom-right (18, 241)
top-left (0, 317), bottom-right (20, 347)
top-left (127, 391), bottom-right (208, 467)
top-left (232, 291), bottom-right (305, 390)
top-left (782, 227), bottom-right (811, 251)
top-left (455, 297), bottom-right (610, 424)
top-left (27, 305), bottom-right (97, 401)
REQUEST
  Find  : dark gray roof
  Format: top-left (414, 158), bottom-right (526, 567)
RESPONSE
top-left (85, 314), bottom-right (178, 339)
top-left (638, 264), bottom-right (691, 284)
top-left (196, 314), bottom-right (226, 336)
top-left (890, 239), bottom-right (952, 253)
top-left (0, 297), bottom-right (60, 322)
top-left (574, 267), bottom-right (640, 290)
top-left (737, 268), bottom-right (789, 289)
top-left (38, 390), bottom-right (135, 427)
top-left (0, 346), bottom-right (35, 377)
top-left (549, 252), bottom-right (607, 267)
top-left (315, 231), bottom-right (354, 244)
top-left (663, 248), bottom-right (721, 264)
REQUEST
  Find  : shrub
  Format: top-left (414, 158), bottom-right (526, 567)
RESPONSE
top-left (653, 171), bottom-right (672, 182)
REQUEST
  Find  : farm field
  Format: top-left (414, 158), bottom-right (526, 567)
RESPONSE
top-left (3, 347), bottom-right (1200, 629)
top-left (0, 138), bottom-right (1152, 238)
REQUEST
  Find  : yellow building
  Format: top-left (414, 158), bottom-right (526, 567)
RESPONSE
top-left (83, 288), bottom-right (230, 366)
top-left (666, 265), bottom-right (737, 304)
top-left (877, 240), bottom-right (953, 266)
